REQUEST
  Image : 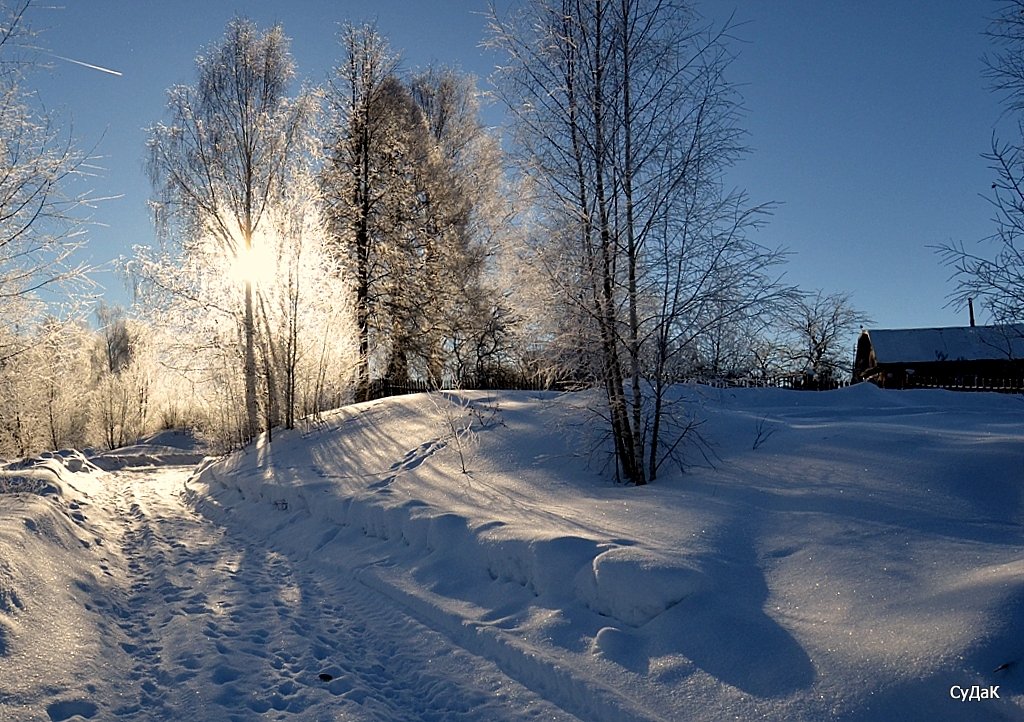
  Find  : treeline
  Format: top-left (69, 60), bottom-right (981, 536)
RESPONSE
top-left (125, 20), bottom-right (526, 450)
top-left (0, 2), bottom-right (870, 473)
top-left (0, 306), bottom-right (158, 456)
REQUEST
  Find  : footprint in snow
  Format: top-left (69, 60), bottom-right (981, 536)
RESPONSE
top-left (46, 699), bottom-right (98, 721)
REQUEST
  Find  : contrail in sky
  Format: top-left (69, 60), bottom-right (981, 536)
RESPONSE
top-left (22, 44), bottom-right (123, 76)
top-left (46, 51), bottom-right (122, 76)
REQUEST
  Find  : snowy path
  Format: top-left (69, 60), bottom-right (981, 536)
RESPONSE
top-left (95, 466), bottom-right (578, 722)
top-left (12, 388), bottom-right (1023, 721)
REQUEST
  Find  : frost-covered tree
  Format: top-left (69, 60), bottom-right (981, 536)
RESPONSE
top-left (0, 318), bottom-right (94, 456)
top-left (323, 27), bottom-right (516, 394)
top-left (138, 18), bottom-right (356, 447)
top-left (252, 172), bottom-right (356, 430)
top-left (0, 326), bottom-right (42, 456)
top-left (146, 17), bottom-right (317, 441)
top-left (39, 319), bottom-right (93, 449)
top-left (132, 169), bottom-right (354, 447)
top-left (91, 304), bottom-right (154, 450)
top-left (95, 302), bottom-right (131, 374)
top-left (0, 0), bottom-right (92, 363)
top-left (490, 0), bottom-right (794, 483)
top-left (322, 23), bottom-right (401, 401)
top-left (408, 67), bottom-right (522, 382)
top-left (0, 0), bottom-right (98, 456)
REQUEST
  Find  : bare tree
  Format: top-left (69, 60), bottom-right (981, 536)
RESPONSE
top-left (0, 0), bottom-right (93, 362)
top-left (147, 17), bottom-right (316, 441)
top-left (785, 290), bottom-right (869, 386)
top-left (936, 0), bottom-right (1024, 323)
top-left (489, 0), bottom-right (793, 483)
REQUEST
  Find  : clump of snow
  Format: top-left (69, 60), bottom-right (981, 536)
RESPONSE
top-left (576, 546), bottom-right (706, 626)
top-left (0, 449), bottom-right (99, 496)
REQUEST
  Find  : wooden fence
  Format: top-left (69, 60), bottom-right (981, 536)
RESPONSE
top-left (366, 374), bottom-right (562, 401)
top-left (365, 372), bottom-right (853, 402)
top-left (366, 372), bottom-right (1024, 401)
top-left (902, 375), bottom-right (1024, 393)
top-left (691, 374), bottom-right (850, 391)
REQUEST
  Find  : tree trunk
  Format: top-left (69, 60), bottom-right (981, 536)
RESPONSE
top-left (243, 280), bottom-right (260, 440)
top-left (353, 105), bottom-right (373, 404)
top-left (619, 0), bottom-right (646, 481)
top-left (590, 0), bottom-right (643, 484)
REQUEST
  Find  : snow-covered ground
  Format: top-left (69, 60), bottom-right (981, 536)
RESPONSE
top-left (1, 385), bottom-right (1023, 720)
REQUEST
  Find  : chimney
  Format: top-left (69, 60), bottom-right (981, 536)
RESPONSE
top-left (968, 297), bottom-right (976, 327)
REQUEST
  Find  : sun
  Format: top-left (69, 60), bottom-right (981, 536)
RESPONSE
top-left (228, 236), bottom-right (277, 289)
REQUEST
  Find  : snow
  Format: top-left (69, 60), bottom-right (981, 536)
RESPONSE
top-left (1, 385), bottom-right (1023, 720)
top-left (863, 324), bottom-right (1024, 363)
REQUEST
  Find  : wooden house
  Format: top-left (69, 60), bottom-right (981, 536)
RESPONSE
top-left (853, 324), bottom-right (1024, 390)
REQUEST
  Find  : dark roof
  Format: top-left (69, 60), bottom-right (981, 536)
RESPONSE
top-left (860, 324), bottom-right (1024, 364)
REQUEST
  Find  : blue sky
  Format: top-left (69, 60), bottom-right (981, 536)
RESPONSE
top-left (22, 0), bottom-right (1005, 331)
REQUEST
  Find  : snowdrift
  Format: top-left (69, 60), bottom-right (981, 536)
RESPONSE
top-left (187, 386), bottom-right (1024, 721)
top-left (0, 450), bottom-right (113, 722)
top-left (0, 432), bottom-right (211, 722)
top-left (87, 429), bottom-right (208, 471)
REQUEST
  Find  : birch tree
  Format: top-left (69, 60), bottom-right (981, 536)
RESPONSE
top-left (490, 0), bottom-right (793, 483)
top-left (147, 17), bottom-right (316, 441)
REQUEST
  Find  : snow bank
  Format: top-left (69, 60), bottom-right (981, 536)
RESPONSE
top-left (186, 387), bottom-right (1024, 721)
top-left (88, 429), bottom-right (208, 470)
top-left (190, 400), bottom-right (695, 632)
top-left (0, 449), bottom-right (117, 721)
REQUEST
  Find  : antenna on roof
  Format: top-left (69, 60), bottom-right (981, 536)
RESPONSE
top-left (968, 297), bottom-right (976, 327)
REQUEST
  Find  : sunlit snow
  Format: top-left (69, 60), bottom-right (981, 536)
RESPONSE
top-left (0, 385), bottom-right (1022, 721)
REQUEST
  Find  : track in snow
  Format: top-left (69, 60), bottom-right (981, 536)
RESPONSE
top-left (99, 466), bottom-right (578, 721)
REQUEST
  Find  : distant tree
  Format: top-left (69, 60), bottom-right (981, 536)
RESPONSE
top-left (936, 0), bottom-right (1024, 323)
top-left (37, 318), bottom-right (92, 450)
top-left (91, 304), bottom-right (153, 450)
top-left (146, 17), bottom-right (316, 441)
top-left (785, 290), bottom-right (869, 385)
top-left (95, 302), bottom-right (132, 374)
